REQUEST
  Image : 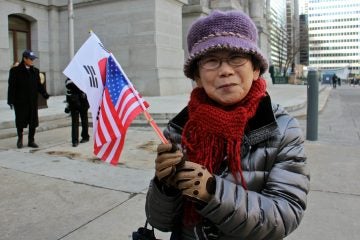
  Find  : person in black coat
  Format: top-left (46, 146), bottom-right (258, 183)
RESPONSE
top-left (7, 50), bottom-right (50, 148)
top-left (65, 78), bottom-right (90, 147)
top-left (332, 74), bottom-right (337, 88)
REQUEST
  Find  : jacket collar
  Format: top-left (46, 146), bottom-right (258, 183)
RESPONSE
top-left (245, 94), bottom-right (279, 145)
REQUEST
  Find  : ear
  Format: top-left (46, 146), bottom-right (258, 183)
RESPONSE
top-left (253, 68), bottom-right (260, 81)
top-left (194, 76), bottom-right (203, 87)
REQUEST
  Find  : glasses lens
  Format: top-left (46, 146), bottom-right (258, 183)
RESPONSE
top-left (199, 57), bottom-right (220, 70)
top-left (228, 55), bottom-right (249, 66)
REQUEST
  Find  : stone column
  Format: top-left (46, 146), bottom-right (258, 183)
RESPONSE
top-left (0, 12), bottom-right (10, 99)
top-left (209, 0), bottom-right (242, 10)
top-left (182, 1), bottom-right (211, 59)
top-left (48, 5), bottom-right (62, 95)
top-left (249, 0), bottom-right (272, 84)
top-left (152, 0), bottom-right (192, 95)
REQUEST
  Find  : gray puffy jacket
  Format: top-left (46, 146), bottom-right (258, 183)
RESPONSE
top-left (145, 95), bottom-right (310, 240)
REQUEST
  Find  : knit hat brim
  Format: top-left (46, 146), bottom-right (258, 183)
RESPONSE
top-left (183, 35), bottom-right (268, 80)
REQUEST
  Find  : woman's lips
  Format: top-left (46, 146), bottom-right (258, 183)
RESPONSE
top-left (218, 83), bottom-right (237, 89)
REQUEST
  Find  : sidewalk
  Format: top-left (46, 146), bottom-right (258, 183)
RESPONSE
top-left (0, 84), bottom-right (333, 240)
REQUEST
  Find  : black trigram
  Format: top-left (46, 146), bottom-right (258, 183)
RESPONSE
top-left (83, 65), bottom-right (98, 88)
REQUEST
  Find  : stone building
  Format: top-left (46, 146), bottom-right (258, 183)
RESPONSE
top-left (1, 0), bottom-right (271, 100)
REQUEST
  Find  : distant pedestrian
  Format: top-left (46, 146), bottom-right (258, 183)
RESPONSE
top-left (145, 10), bottom-right (310, 239)
top-left (332, 74), bottom-right (337, 88)
top-left (65, 78), bottom-right (90, 147)
top-left (7, 50), bottom-right (50, 149)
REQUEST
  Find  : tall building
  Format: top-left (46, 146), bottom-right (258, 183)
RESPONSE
top-left (268, 0), bottom-right (288, 74)
top-left (286, 0), bottom-right (300, 73)
top-left (308, 0), bottom-right (360, 74)
top-left (299, 14), bottom-right (309, 66)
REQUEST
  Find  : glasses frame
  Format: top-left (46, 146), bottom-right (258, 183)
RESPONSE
top-left (198, 54), bottom-right (251, 70)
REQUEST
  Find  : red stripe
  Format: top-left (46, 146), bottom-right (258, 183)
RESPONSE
top-left (123, 105), bottom-right (143, 129)
top-left (104, 90), bottom-right (122, 139)
top-left (120, 95), bottom-right (138, 120)
top-left (109, 135), bottom-right (126, 165)
top-left (100, 140), bottom-right (116, 162)
top-left (117, 88), bottom-right (132, 115)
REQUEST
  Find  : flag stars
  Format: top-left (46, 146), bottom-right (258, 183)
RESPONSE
top-left (106, 56), bottom-right (128, 105)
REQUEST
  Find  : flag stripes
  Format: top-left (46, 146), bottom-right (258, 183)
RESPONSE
top-left (93, 54), bottom-right (149, 165)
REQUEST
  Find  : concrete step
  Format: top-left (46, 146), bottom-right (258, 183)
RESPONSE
top-left (0, 117), bottom-right (72, 140)
top-left (0, 114), bottom-right (169, 140)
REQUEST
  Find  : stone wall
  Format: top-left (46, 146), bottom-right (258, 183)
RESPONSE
top-left (0, 0), bottom-right (271, 99)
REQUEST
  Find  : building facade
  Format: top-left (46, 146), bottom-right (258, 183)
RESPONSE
top-left (299, 14), bottom-right (309, 66)
top-left (308, 0), bottom-right (360, 74)
top-left (267, 0), bottom-right (288, 75)
top-left (1, 0), bottom-right (275, 100)
top-left (286, 0), bottom-right (300, 73)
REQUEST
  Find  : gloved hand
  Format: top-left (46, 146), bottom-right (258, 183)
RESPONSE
top-left (8, 104), bottom-right (13, 110)
top-left (155, 143), bottom-right (183, 183)
top-left (43, 92), bottom-right (50, 99)
top-left (173, 161), bottom-right (215, 203)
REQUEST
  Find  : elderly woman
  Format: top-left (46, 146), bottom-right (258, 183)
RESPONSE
top-left (145, 10), bottom-right (310, 240)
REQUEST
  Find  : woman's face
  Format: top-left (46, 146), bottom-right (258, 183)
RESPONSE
top-left (195, 50), bottom-right (260, 106)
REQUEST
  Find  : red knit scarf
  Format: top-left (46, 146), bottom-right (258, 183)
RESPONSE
top-left (181, 78), bottom-right (266, 227)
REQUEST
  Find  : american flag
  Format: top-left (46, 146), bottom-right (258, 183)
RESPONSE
top-left (94, 54), bottom-right (149, 165)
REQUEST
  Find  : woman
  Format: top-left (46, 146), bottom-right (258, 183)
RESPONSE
top-left (145, 10), bottom-right (310, 240)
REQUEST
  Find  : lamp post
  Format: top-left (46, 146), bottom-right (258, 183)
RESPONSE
top-left (68, 0), bottom-right (74, 59)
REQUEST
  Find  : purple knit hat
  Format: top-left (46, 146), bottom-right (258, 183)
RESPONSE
top-left (184, 10), bottom-right (268, 80)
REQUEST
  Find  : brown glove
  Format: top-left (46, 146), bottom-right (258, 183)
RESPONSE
top-left (155, 143), bottom-right (183, 183)
top-left (173, 161), bottom-right (215, 203)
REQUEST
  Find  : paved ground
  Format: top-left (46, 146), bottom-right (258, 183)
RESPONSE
top-left (1, 84), bottom-right (359, 240)
top-left (287, 86), bottom-right (360, 240)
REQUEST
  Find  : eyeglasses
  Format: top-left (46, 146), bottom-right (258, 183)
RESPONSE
top-left (198, 54), bottom-right (250, 70)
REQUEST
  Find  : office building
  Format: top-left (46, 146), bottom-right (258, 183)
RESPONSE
top-left (299, 14), bottom-right (309, 66)
top-left (308, 0), bottom-right (360, 74)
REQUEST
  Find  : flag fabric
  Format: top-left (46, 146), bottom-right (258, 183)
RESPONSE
top-left (94, 54), bottom-right (149, 165)
top-left (64, 32), bottom-right (149, 165)
top-left (63, 32), bottom-right (110, 136)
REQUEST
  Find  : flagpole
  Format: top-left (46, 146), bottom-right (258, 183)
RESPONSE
top-left (110, 53), bottom-right (169, 144)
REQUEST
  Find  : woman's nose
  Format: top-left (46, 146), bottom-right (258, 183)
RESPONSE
top-left (218, 61), bottom-right (235, 76)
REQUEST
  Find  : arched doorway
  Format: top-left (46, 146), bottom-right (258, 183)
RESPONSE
top-left (8, 15), bottom-right (31, 65)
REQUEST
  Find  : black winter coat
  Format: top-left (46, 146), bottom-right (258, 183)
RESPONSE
top-left (65, 79), bottom-right (89, 111)
top-left (7, 62), bottom-right (48, 128)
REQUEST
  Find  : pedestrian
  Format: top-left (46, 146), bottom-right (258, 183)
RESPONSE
top-left (332, 74), bottom-right (337, 88)
top-left (145, 10), bottom-right (310, 239)
top-left (65, 78), bottom-right (90, 147)
top-left (7, 50), bottom-right (50, 148)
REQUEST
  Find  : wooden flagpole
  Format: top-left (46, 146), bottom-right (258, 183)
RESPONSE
top-left (142, 111), bottom-right (168, 144)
